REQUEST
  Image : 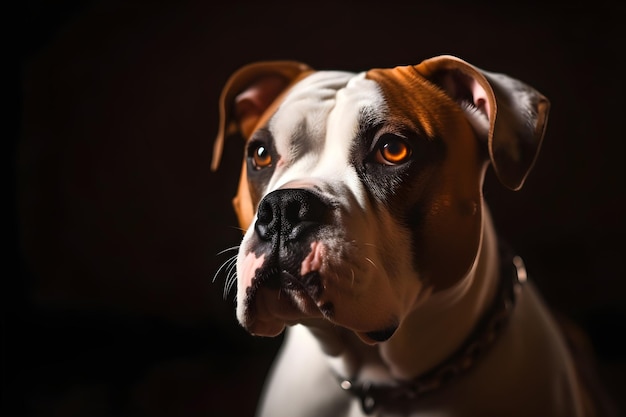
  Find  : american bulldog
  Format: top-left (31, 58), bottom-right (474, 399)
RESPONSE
top-left (212, 55), bottom-right (599, 416)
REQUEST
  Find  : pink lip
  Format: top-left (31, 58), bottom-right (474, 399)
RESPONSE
top-left (300, 241), bottom-right (325, 276)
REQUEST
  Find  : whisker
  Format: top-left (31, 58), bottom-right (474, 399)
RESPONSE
top-left (224, 272), bottom-right (237, 299)
top-left (226, 258), bottom-right (238, 277)
top-left (222, 257), bottom-right (239, 299)
top-left (212, 255), bottom-right (236, 283)
top-left (226, 264), bottom-right (238, 293)
top-left (216, 246), bottom-right (240, 256)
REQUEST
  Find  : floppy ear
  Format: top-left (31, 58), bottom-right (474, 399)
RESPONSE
top-left (414, 55), bottom-right (550, 190)
top-left (211, 61), bottom-right (313, 171)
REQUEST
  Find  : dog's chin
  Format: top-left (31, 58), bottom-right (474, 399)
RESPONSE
top-left (240, 286), bottom-right (325, 337)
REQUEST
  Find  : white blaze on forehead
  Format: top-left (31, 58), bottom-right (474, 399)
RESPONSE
top-left (269, 71), bottom-right (356, 161)
top-left (315, 73), bottom-right (385, 207)
top-left (267, 71), bottom-right (387, 208)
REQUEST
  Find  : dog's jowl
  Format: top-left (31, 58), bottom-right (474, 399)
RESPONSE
top-left (212, 56), bottom-right (603, 416)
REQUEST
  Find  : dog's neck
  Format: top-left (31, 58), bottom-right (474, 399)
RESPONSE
top-left (307, 203), bottom-right (501, 383)
top-left (380, 205), bottom-right (500, 380)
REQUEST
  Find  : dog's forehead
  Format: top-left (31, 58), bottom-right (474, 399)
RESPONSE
top-left (269, 70), bottom-right (383, 144)
top-left (266, 71), bottom-right (385, 187)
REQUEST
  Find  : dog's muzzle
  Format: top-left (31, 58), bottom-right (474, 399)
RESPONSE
top-left (238, 186), bottom-right (406, 342)
top-left (236, 188), bottom-right (335, 336)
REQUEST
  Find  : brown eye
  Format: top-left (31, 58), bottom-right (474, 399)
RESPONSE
top-left (251, 143), bottom-right (272, 169)
top-left (376, 135), bottom-right (412, 165)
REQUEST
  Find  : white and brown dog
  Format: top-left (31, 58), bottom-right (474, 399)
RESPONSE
top-left (212, 56), bottom-right (599, 416)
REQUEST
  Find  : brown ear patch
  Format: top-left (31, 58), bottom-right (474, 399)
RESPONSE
top-left (234, 75), bottom-right (293, 139)
top-left (413, 55), bottom-right (549, 190)
top-left (212, 61), bottom-right (313, 171)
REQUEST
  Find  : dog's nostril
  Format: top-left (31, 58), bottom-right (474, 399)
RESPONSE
top-left (257, 204), bottom-right (274, 224)
top-left (284, 200), bottom-right (305, 224)
top-left (255, 199), bottom-right (276, 241)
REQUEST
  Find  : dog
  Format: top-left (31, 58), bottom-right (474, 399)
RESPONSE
top-left (212, 55), bottom-right (601, 416)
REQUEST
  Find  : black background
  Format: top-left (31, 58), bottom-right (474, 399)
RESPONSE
top-left (7, 1), bottom-right (625, 416)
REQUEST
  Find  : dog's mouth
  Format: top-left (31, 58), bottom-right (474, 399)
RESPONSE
top-left (241, 266), bottom-right (328, 337)
top-left (241, 261), bottom-right (399, 344)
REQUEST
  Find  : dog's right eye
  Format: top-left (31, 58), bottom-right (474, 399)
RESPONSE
top-left (375, 134), bottom-right (413, 165)
top-left (249, 143), bottom-right (273, 170)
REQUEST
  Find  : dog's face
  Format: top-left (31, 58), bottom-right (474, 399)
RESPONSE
top-left (213, 56), bottom-right (549, 344)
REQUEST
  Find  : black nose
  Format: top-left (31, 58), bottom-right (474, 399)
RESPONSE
top-left (255, 189), bottom-right (328, 242)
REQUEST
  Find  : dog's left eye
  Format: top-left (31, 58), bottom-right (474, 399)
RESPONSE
top-left (376, 135), bottom-right (412, 165)
top-left (249, 143), bottom-right (273, 170)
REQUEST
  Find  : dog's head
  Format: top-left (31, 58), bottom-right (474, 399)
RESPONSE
top-left (213, 56), bottom-right (549, 344)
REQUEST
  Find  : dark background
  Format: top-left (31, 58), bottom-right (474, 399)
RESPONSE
top-left (7, 1), bottom-right (625, 416)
